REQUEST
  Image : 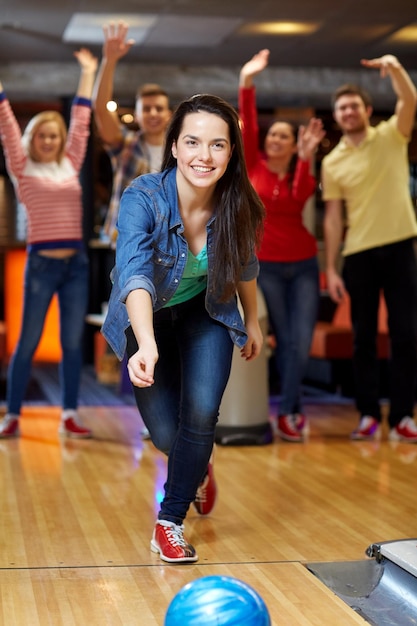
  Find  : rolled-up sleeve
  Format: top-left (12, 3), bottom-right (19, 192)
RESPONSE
top-left (119, 275), bottom-right (157, 305)
top-left (239, 252), bottom-right (259, 282)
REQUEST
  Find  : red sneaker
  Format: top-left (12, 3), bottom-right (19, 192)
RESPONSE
top-left (350, 416), bottom-right (380, 441)
top-left (295, 413), bottom-right (309, 436)
top-left (193, 462), bottom-right (217, 516)
top-left (277, 414), bottom-right (304, 442)
top-left (150, 520), bottom-right (198, 563)
top-left (0, 414), bottom-right (19, 438)
top-left (59, 413), bottom-right (92, 439)
top-left (389, 416), bottom-right (417, 443)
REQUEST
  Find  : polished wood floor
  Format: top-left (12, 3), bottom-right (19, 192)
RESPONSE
top-left (0, 399), bottom-right (415, 625)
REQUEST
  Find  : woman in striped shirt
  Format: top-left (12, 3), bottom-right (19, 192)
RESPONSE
top-left (0, 48), bottom-right (97, 439)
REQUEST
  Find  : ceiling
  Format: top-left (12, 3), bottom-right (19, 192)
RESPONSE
top-left (1, 0), bottom-right (417, 70)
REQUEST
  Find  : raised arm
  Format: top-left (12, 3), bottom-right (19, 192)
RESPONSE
top-left (62, 49), bottom-right (97, 172)
top-left (361, 54), bottom-right (417, 137)
top-left (239, 49), bottom-right (270, 88)
top-left (238, 50), bottom-right (270, 170)
top-left (73, 48), bottom-right (98, 99)
top-left (0, 78), bottom-right (26, 177)
top-left (92, 22), bottom-right (135, 146)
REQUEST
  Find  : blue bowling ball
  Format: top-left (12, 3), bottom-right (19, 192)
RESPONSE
top-left (164, 575), bottom-right (271, 625)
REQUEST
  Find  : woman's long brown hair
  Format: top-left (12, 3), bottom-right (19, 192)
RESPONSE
top-left (162, 93), bottom-right (265, 302)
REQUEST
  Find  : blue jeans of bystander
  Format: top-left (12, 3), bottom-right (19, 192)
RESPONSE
top-left (6, 250), bottom-right (89, 415)
top-left (258, 257), bottom-right (319, 415)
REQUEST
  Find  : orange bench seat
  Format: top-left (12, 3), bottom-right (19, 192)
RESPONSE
top-left (309, 293), bottom-right (390, 361)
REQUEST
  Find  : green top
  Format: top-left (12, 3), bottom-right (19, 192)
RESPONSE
top-left (165, 245), bottom-right (208, 307)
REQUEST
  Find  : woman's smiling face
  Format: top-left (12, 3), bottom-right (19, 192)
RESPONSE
top-left (264, 121), bottom-right (297, 160)
top-left (171, 111), bottom-right (233, 190)
top-left (31, 121), bottom-right (63, 163)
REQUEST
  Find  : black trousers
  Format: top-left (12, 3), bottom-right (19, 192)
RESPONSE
top-left (343, 238), bottom-right (417, 427)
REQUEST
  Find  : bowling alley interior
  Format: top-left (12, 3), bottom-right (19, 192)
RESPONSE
top-left (1, 2), bottom-right (417, 624)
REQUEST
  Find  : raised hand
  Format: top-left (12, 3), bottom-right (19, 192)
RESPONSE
top-left (102, 21), bottom-right (135, 63)
top-left (297, 118), bottom-right (326, 160)
top-left (73, 48), bottom-right (98, 74)
top-left (360, 54), bottom-right (401, 78)
top-left (239, 49), bottom-right (270, 85)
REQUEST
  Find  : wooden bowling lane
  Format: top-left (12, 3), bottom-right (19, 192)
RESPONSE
top-left (0, 403), bottom-right (415, 624)
top-left (0, 562), bottom-right (367, 625)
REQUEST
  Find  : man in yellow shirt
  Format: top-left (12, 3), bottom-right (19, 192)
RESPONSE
top-left (322, 54), bottom-right (417, 442)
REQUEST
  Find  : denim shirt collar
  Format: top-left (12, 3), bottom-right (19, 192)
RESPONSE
top-left (163, 168), bottom-right (183, 230)
top-left (161, 167), bottom-right (216, 231)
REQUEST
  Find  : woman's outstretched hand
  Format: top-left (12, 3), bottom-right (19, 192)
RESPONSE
top-left (127, 342), bottom-right (159, 388)
top-left (297, 117), bottom-right (326, 161)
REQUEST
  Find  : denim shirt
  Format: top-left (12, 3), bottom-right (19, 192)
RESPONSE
top-left (101, 167), bottom-right (259, 360)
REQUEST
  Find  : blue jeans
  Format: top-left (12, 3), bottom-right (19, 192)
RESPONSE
top-left (258, 257), bottom-right (319, 415)
top-left (125, 290), bottom-right (233, 525)
top-left (343, 239), bottom-right (417, 427)
top-left (6, 250), bottom-right (89, 415)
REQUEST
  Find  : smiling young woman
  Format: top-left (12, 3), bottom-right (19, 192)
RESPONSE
top-left (102, 93), bottom-right (265, 563)
top-left (0, 48), bottom-right (98, 440)
top-left (238, 49), bottom-right (325, 443)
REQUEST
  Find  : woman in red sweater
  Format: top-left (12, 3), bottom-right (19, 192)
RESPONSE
top-left (239, 49), bottom-right (325, 442)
